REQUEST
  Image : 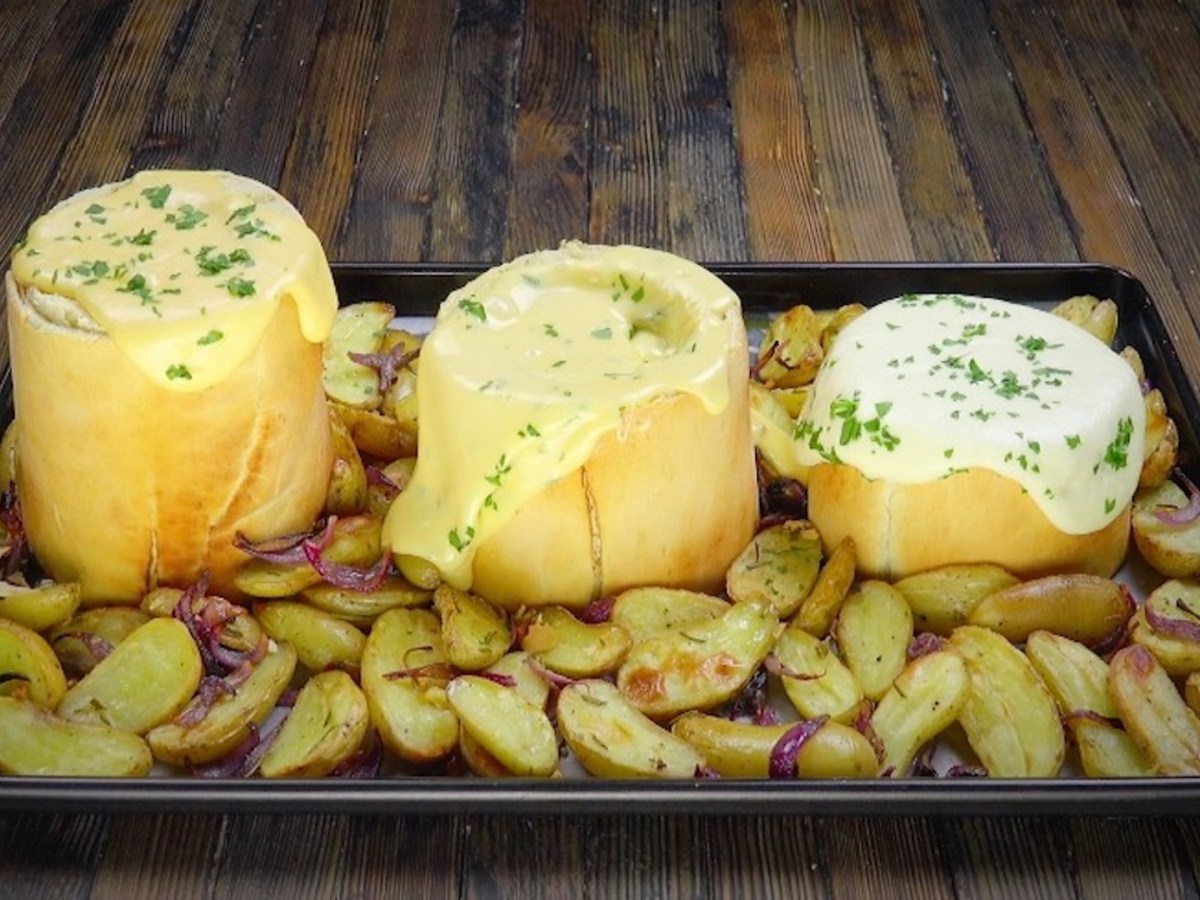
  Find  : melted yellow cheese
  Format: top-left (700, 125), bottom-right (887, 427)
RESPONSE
top-left (793, 294), bottom-right (1146, 534)
top-left (10, 170), bottom-right (336, 391)
top-left (383, 242), bottom-right (743, 588)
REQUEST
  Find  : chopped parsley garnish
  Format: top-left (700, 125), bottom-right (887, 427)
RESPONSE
top-left (1065, 434), bottom-right (1082, 449)
top-left (448, 526), bottom-right (475, 552)
top-left (1102, 417), bottom-right (1135, 471)
top-left (196, 246), bottom-right (253, 276)
top-left (118, 274), bottom-right (155, 305)
top-left (224, 277), bottom-right (256, 298)
top-left (591, 326), bottom-right (613, 340)
top-left (197, 329), bottom-right (224, 346)
top-left (129, 228), bottom-right (156, 246)
top-left (141, 185), bottom-right (171, 209)
top-left (458, 298), bottom-right (487, 322)
top-left (167, 204), bottom-right (208, 230)
top-left (543, 323), bottom-right (559, 338)
top-left (166, 364), bottom-right (192, 380)
top-left (226, 204), bottom-right (256, 224)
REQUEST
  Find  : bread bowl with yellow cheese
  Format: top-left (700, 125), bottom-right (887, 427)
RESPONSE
top-left (383, 241), bottom-right (759, 610)
top-left (6, 170), bottom-right (338, 603)
top-left (780, 293), bottom-right (1145, 580)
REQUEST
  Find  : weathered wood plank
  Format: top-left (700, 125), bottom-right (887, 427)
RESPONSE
top-left (920, 0), bottom-right (1078, 260)
top-left (426, 0), bottom-right (523, 262)
top-left (1051, 0), bottom-right (1200, 376)
top-left (278, 0), bottom-right (389, 249)
top-left (822, 818), bottom-right (955, 900)
top-left (989, 0), bottom-right (1200, 383)
top-left (588, 0), bottom-right (665, 249)
top-left (458, 816), bottom-right (587, 898)
top-left (702, 817), bottom-right (826, 899)
top-left (208, 815), bottom-right (351, 899)
top-left (504, 0), bottom-right (591, 256)
top-left (89, 815), bottom-right (226, 900)
top-left (0, 813), bottom-right (107, 900)
top-left (855, 0), bottom-right (993, 261)
top-left (939, 817), bottom-right (1080, 899)
top-left (1117, 0), bottom-right (1200, 158)
top-left (1069, 819), bottom-right (1192, 900)
top-left (208, 0), bottom-right (329, 187)
top-left (723, 0), bottom-right (831, 260)
top-left (338, 0), bottom-right (457, 261)
top-left (0, 0), bottom-right (133, 257)
top-left (47, 0), bottom-right (192, 198)
top-left (793, 0), bottom-right (914, 261)
top-left (128, 0), bottom-right (261, 172)
top-left (335, 816), bottom-right (460, 899)
top-left (659, 0), bottom-right (748, 262)
top-left (0, 0), bottom-right (71, 136)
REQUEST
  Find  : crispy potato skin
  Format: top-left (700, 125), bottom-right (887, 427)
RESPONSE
top-left (806, 463), bottom-right (1130, 581)
top-left (7, 274), bottom-right (333, 603)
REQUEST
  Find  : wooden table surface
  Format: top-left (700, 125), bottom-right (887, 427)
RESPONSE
top-left (3, 0), bottom-right (1200, 896)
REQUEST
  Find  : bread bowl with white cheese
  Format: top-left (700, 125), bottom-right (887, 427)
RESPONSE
top-left (6, 170), bottom-right (338, 603)
top-left (383, 241), bottom-right (759, 610)
top-left (788, 293), bottom-right (1145, 580)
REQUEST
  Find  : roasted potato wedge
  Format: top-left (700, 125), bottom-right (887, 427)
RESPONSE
top-left (0, 580), bottom-right (81, 633)
top-left (1131, 480), bottom-right (1200, 580)
top-left (519, 606), bottom-right (630, 678)
top-left (948, 625), bottom-right (1065, 777)
top-left (365, 457), bottom-right (417, 519)
top-left (893, 564), bottom-right (1018, 636)
top-left (379, 328), bottom-right (421, 440)
top-left (671, 712), bottom-right (878, 778)
top-left (1051, 294), bottom-right (1118, 345)
top-left (434, 584), bottom-right (511, 672)
top-left (254, 600), bottom-right (367, 675)
top-left (446, 674), bottom-right (558, 777)
top-left (1025, 630), bottom-right (1118, 719)
top-left (772, 625), bottom-right (863, 724)
top-left (1109, 644), bottom-right (1200, 775)
top-left (0, 696), bottom-right (152, 777)
top-left (617, 600), bottom-right (779, 719)
top-left (146, 640), bottom-right (297, 767)
top-left (47, 606), bottom-right (152, 678)
top-left (259, 669), bottom-right (370, 778)
top-left (609, 586), bottom-right (729, 644)
top-left (485, 651), bottom-right (551, 711)
top-left (870, 649), bottom-right (969, 777)
top-left (322, 301), bottom-right (396, 409)
top-left (967, 574), bottom-right (1133, 647)
top-left (332, 401), bottom-right (416, 461)
top-left (1130, 580), bottom-right (1200, 677)
top-left (300, 575), bottom-right (431, 629)
top-left (325, 405), bottom-right (369, 516)
top-left (361, 608), bottom-right (458, 765)
top-left (0, 617), bottom-right (67, 708)
top-left (1066, 714), bottom-right (1153, 778)
top-left (791, 536), bottom-right (856, 637)
top-left (834, 580), bottom-right (912, 701)
top-left (755, 304), bottom-right (826, 388)
top-left (557, 679), bottom-right (706, 778)
top-left (725, 519), bottom-right (822, 618)
top-left (57, 617), bottom-right (202, 734)
top-left (1140, 388), bottom-right (1178, 489)
top-left (233, 515), bottom-right (383, 598)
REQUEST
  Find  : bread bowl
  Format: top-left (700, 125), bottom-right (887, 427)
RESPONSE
top-left (6, 170), bottom-right (337, 603)
top-left (790, 293), bottom-right (1145, 580)
top-left (382, 241), bottom-right (759, 609)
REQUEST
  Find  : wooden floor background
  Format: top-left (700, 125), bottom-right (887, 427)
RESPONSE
top-left (4, 0), bottom-right (1200, 897)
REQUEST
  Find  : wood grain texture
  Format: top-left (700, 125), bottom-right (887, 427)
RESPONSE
top-left (89, 815), bottom-right (226, 900)
top-left (0, 813), bottom-right (107, 900)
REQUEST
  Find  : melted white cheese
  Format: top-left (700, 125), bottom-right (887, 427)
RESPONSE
top-left (382, 241), bottom-right (743, 587)
top-left (10, 170), bottom-right (337, 391)
top-left (792, 294), bottom-right (1145, 533)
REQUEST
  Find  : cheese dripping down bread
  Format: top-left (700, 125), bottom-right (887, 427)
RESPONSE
top-left (788, 293), bottom-right (1145, 580)
top-left (7, 170), bottom-right (338, 603)
top-left (383, 241), bottom-right (759, 610)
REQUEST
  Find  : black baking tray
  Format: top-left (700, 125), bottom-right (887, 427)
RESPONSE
top-left (2, 260), bottom-right (1198, 817)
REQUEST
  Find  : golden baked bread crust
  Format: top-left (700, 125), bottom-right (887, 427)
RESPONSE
top-left (470, 334), bottom-right (760, 611)
top-left (806, 462), bottom-right (1130, 580)
top-left (7, 273), bottom-right (333, 603)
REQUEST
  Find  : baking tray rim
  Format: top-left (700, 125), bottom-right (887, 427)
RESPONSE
top-left (1, 259), bottom-right (1195, 817)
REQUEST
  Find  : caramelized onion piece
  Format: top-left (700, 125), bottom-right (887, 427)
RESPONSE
top-left (768, 716), bottom-right (830, 779)
top-left (1144, 597), bottom-right (1200, 643)
top-left (302, 541), bottom-right (393, 592)
top-left (348, 344), bottom-right (419, 395)
top-left (1154, 471), bottom-right (1200, 527)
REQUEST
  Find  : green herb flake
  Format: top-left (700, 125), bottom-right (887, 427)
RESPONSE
top-left (591, 326), bottom-right (613, 340)
top-left (1102, 417), bottom-right (1135, 471)
top-left (167, 204), bottom-right (208, 230)
top-left (1065, 434), bottom-right (1082, 449)
top-left (224, 277), bottom-right (256, 298)
top-left (141, 185), bottom-right (171, 209)
top-left (458, 298), bottom-right (487, 322)
top-left (448, 526), bottom-right (476, 552)
top-left (197, 329), bottom-right (224, 346)
top-left (166, 363), bottom-right (192, 381)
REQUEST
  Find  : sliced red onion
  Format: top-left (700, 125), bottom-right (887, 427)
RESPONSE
top-left (191, 724), bottom-right (262, 778)
top-left (579, 595), bottom-right (616, 624)
top-left (234, 517), bottom-right (336, 565)
top-left (852, 702), bottom-right (885, 763)
top-left (524, 656), bottom-right (576, 689)
top-left (763, 654), bottom-right (819, 681)
top-left (384, 662), bottom-right (457, 682)
top-left (1154, 470), bottom-right (1200, 526)
top-left (728, 666), bottom-right (781, 726)
top-left (945, 764), bottom-right (988, 778)
top-left (330, 739), bottom-right (384, 779)
top-left (348, 344), bottom-right (419, 394)
top-left (768, 715), bottom-right (830, 779)
top-left (1064, 708), bottom-right (1123, 728)
top-left (472, 671), bottom-right (518, 687)
top-left (908, 632), bottom-right (943, 660)
top-left (0, 485), bottom-right (28, 578)
top-left (174, 674), bottom-right (236, 727)
top-left (55, 632), bottom-right (114, 667)
top-left (910, 744), bottom-right (938, 777)
top-left (302, 540), bottom-right (393, 591)
top-left (366, 466), bottom-right (401, 497)
top-left (694, 764), bottom-right (721, 779)
top-left (1144, 597), bottom-right (1200, 643)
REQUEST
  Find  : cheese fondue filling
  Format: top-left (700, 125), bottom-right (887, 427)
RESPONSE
top-left (10, 170), bottom-right (337, 390)
top-left (793, 294), bottom-right (1145, 534)
top-left (383, 242), bottom-right (742, 588)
